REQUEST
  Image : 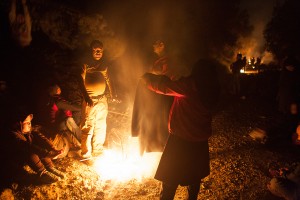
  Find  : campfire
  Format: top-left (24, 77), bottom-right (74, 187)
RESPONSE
top-left (93, 139), bottom-right (162, 182)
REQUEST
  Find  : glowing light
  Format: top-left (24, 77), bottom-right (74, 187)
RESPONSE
top-left (92, 137), bottom-right (162, 182)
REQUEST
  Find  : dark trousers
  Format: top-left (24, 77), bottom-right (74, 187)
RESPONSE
top-left (27, 152), bottom-right (54, 174)
top-left (160, 182), bottom-right (201, 200)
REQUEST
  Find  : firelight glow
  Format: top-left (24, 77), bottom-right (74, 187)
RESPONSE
top-left (92, 137), bottom-right (162, 182)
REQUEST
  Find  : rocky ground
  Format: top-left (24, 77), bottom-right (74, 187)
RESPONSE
top-left (1, 89), bottom-right (300, 200)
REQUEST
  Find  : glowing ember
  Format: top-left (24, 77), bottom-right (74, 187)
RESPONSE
top-left (93, 137), bottom-right (162, 182)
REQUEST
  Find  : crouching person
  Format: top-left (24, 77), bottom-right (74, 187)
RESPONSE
top-left (267, 164), bottom-right (300, 200)
top-left (10, 113), bottom-right (65, 184)
top-left (46, 84), bottom-right (82, 149)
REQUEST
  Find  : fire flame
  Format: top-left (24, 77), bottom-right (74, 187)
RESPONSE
top-left (92, 137), bottom-right (162, 182)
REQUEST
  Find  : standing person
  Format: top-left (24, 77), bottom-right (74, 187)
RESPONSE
top-left (277, 56), bottom-right (300, 138)
top-left (277, 56), bottom-right (300, 116)
top-left (141, 58), bottom-right (220, 200)
top-left (8, 113), bottom-right (65, 184)
top-left (230, 53), bottom-right (245, 97)
top-left (80, 40), bottom-right (117, 159)
top-left (8, 0), bottom-right (32, 47)
top-left (151, 40), bottom-right (172, 78)
top-left (131, 39), bottom-right (175, 155)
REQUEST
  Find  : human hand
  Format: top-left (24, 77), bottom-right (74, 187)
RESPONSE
top-left (141, 73), bottom-right (153, 85)
top-left (86, 98), bottom-right (94, 107)
top-left (110, 97), bottom-right (121, 103)
top-left (48, 149), bottom-right (64, 159)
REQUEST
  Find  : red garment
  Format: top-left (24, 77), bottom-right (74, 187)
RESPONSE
top-left (144, 75), bottom-right (212, 142)
top-left (152, 55), bottom-right (168, 75)
top-left (50, 95), bottom-right (74, 123)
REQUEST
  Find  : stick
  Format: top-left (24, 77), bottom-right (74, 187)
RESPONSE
top-left (108, 110), bottom-right (130, 117)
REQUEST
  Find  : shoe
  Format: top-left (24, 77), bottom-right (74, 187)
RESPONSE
top-left (81, 153), bottom-right (92, 159)
top-left (82, 159), bottom-right (94, 166)
top-left (67, 149), bottom-right (81, 158)
top-left (47, 167), bottom-right (65, 179)
top-left (39, 170), bottom-right (60, 184)
top-left (80, 153), bottom-right (94, 166)
top-left (92, 149), bottom-right (104, 157)
top-left (103, 141), bottom-right (109, 148)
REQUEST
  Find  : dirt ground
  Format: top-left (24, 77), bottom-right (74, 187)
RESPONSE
top-left (1, 91), bottom-right (300, 200)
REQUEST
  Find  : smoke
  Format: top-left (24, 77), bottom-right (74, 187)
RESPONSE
top-left (72, 0), bottom-right (285, 153)
top-left (99, 0), bottom-right (254, 97)
top-left (239, 0), bottom-right (278, 64)
top-left (81, 0), bottom-right (283, 110)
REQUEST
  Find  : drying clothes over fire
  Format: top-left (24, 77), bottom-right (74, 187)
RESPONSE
top-left (131, 39), bottom-right (178, 155)
top-left (131, 76), bottom-right (173, 155)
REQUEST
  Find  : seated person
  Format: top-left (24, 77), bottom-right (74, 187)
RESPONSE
top-left (38, 84), bottom-right (82, 149)
top-left (10, 113), bottom-right (65, 184)
top-left (268, 163), bottom-right (300, 200)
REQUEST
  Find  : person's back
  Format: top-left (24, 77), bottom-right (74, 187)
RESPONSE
top-left (141, 58), bottom-right (221, 200)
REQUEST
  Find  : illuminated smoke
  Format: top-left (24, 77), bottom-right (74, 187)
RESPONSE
top-left (238, 0), bottom-right (279, 64)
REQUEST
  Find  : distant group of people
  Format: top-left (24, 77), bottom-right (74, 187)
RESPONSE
top-left (248, 55), bottom-right (300, 200)
top-left (229, 53), bottom-right (300, 199)
top-left (230, 53), bottom-right (264, 98)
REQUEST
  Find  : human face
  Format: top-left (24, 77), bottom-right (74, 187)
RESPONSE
top-left (20, 114), bottom-right (33, 133)
top-left (153, 42), bottom-right (165, 57)
top-left (92, 47), bottom-right (103, 61)
top-left (56, 87), bottom-right (61, 95)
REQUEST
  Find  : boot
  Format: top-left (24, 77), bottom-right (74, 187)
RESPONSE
top-left (47, 167), bottom-right (65, 179)
top-left (39, 169), bottom-right (60, 184)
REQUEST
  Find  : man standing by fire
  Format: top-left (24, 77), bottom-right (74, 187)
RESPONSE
top-left (80, 40), bottom-right (117, 159)
top-left (132, 39), bottom-right (177, 155)
top-left (230, 53), bottom-right (245, 97)
top-left (141, 58), bottom-right (221, 200)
